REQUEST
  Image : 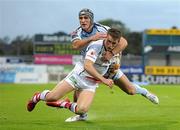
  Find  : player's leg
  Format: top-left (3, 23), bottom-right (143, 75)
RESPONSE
top-left (114, 74), bottom-right (150, 96)
top-left (132, 82), bottom-right (159, 104)
top-left (47, 89), bottom-right (95, 122)
top-left (114, 74), bottom-right (136, 95)
top-left (60, 89), bottom-right (87, 122)
top-left (73, 90), bottom-right (80, 102)
top-left (46, 71), bottom-right (96, 119)
top-left (76, 90), bottom-right (95, 114)
top-left (65, 89), bottom-right (95, 122)
top-left (114, 70), bottom-right (159, 104)
top-left (46, 90), bottom-right (80, 113)
top-left (27, 80), bottom-right (74, 112)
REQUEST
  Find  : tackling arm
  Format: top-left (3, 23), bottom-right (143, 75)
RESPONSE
top-left (112, 37), bottom-right (128, 55)
top-left (72, 38), bottom-right (93, 50)
top-left (72, 32), bottom-right (107, 50)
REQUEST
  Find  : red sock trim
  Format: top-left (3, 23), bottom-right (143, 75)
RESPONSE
top-left (36, 94), bottom-right (40, 101)
top-left (64, 102), bottom-right (71, 109)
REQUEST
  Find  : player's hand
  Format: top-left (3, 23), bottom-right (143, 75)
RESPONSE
top-left (91, 32), bottom-right (107, 41)
top-left (109, 64), bottom-right (120, 73)
top-left (102, 78), bottom-right (114, 88)
top-left (101, 51), bottom-right (114, 61)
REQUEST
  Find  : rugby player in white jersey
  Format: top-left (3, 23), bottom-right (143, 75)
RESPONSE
top-left (62, 8), bottom-right (159, 122)
top-left (27, 28), bottom-right (121, 121)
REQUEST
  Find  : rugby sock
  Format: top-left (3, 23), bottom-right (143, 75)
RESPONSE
top-left (32, 93), bottom-right (40, 103)
top-left (133, 83), bottom-right (148, 96)
top-left (69, 103), bottom-right (77, 113)
top-left (40, 90), bottom-right (50, 101)
top-left (60, 101), bottom-right (77, 113)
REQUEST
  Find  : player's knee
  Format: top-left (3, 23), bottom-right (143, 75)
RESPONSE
top-left (126, 87), bottom-right (136, 95)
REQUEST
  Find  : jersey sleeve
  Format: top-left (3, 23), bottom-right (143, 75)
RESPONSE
top-left (71, 29), bottom-right (82, 42)
top-left (103, 25), bottom-right (110, 30)
top-left (94, 23), bottom-right (110, 33)
top-left (84, 43), bottom-right (100, 63)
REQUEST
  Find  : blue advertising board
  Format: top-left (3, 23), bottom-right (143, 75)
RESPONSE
top-left (120, 66), bottom-right (144, 74)
top-left (0, 72), bottom-right (16, 83)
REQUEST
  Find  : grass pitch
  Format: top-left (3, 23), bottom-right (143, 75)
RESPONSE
top-left (0, 83), bottom-right (180, 130)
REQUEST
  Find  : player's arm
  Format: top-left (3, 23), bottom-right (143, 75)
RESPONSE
top-left (84, 59), bottom-right (113, 88)
top-left (72, 33), bottom-right (107, 50)
top-left (112, 37), bottom-right (128, 55)
top-left (72, 38), bottom-right (93, 50)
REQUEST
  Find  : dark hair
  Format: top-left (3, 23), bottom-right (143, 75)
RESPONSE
top-left (107, 28), bottom-right (121, 40)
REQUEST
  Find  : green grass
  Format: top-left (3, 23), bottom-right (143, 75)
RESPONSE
top-left (0, 84), bottom-right (180, 130)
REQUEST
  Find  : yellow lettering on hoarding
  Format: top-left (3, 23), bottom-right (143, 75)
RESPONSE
top-left (145, 29), bottom-right (180, 35)
top-left (145, 66), bottom-right (180, 75)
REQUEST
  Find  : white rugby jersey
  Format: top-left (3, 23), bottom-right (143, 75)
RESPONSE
top-left (71, 23), bottom-right (110, 56)
top-left (78, 40), bottom-right (112, 78)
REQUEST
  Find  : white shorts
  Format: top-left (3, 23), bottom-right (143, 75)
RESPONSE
top-left (113, 69), bottom-right (124, 80)
top-left (64, 63), bottom-right (98, 92)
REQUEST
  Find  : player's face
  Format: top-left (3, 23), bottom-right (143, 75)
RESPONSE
top-left (79, 15), bottom-right (92, 32)
top-left (105, 35), bottom-right (119, 51)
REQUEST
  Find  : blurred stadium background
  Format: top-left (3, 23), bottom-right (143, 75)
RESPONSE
top-left (0, 27), bottom-right (180, 84)
top-left (0, 8), bottom-right (180, 129)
